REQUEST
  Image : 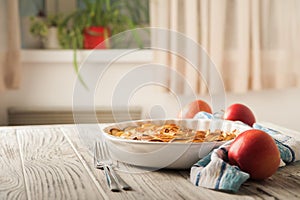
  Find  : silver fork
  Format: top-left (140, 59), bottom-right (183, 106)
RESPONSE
top-left (94, 141), bottom-right (120, 191)
top-left (94, 141), bottom-right (131, 191)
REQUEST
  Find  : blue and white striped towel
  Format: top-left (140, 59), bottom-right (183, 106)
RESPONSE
top-left (191, 112), bottom-right (300, 193)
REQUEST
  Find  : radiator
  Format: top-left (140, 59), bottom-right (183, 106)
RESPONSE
top-left (7, 107), bottom-right (142, 125)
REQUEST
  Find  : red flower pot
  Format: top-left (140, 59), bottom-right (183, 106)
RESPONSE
top-left (83, 26), bottom-right (109, 49)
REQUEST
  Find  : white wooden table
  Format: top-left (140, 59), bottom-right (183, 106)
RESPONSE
top-left (0, 123), bottom-right (299, 200)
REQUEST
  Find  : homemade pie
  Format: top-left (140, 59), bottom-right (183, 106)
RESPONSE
top-left (108, 123), bottom-right (237, 143)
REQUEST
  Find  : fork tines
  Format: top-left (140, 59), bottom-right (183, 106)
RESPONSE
top-left (94, 141), bottom-right (120, 191)
top-left (95, 141), bottom-right (132, 191)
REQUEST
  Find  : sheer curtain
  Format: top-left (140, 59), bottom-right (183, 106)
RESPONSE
top-left (0, 0), bottom-right (21, 91)
top-left (150, 0), bottom-right (300, 94)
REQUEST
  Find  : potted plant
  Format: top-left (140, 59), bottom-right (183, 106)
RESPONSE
top-left (58, 0), bottom-right (142, 88)
top-left (30, 14), bottom-right (64, 49)
top-left (59, 0), bottom-right (134, 50)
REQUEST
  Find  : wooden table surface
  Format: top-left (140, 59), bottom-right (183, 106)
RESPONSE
top-left (0, 123), bottom-right (299, 200)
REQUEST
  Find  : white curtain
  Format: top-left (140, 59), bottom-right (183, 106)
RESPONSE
top-left (150, 0), bottom-right (300, 94)
top-left (0, 0), bottom-right (21, 91)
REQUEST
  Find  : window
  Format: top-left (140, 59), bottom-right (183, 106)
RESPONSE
top-left (19, 0), bottom-right (150, 49)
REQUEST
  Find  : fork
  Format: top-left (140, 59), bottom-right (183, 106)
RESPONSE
top-left (94, 141), bottom-right (131, 191)
top-left (94, 141), bottom-right (119, 191)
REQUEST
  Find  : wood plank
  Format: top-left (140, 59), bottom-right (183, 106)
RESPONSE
top-left (61, 126), bottom-right (139, 200)
top-left (122, 169), bottom-right (251, 200)
top-left (0, 128), bottom-right (26, 200)
top-left (16, 127), bottom-right (105, 200)
top-left (61, 125), bottom-right (259, 200)
top-left (239, 162), bottom-right (300, 199)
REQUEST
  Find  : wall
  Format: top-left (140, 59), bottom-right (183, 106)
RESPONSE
top-left (0, 50), bottom-right (300, 131)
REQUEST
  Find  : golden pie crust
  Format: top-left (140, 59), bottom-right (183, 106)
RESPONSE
top-left (108, 123), bottom-right (237, 143)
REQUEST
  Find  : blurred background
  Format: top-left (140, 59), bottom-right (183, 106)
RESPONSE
top-left (0, 0), bottom-right (299, 131)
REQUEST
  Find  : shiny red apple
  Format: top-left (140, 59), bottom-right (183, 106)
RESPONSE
top-left (178, 99), bottom-right (212, 118)
top-left (228, 129), bottom-right (280, 180)
top-left (224, 103), bottom-right (256, 126)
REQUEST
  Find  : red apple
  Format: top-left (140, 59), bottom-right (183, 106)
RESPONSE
top-left (228, 129), bottom-right (280, 180)
top-left (224, 103), bottom-right (256, 126)
top-left (178, 99), bottom-right (212, 118)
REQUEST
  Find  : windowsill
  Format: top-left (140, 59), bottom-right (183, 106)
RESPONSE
top-left (21, 49), bottom-right (153, 64)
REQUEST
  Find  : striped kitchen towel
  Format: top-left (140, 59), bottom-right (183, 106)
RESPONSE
top-left (191, 112), bottom-right (300, 193)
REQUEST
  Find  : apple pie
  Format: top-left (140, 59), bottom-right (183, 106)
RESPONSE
top-left (108, 123), bottom-right (237, 143)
